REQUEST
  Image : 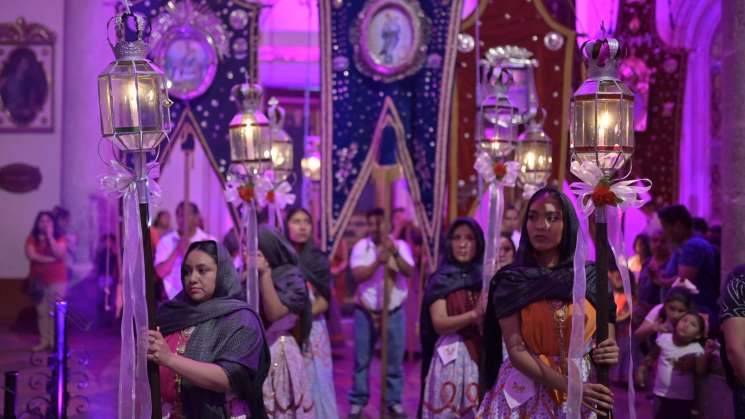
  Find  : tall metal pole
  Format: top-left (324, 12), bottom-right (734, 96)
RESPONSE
top-left (51, 301), bottom-right (68, 419)
top-left (134, 152), bottom-right (162, 418)
top-left (3, 371), bottom-right (18, 419)
top-left (594, 206), bottom-right (611, 417)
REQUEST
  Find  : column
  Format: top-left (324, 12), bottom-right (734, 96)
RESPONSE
top-left (61, 0), bottom-right (117, 264)
top-left (719, 0), bottom-right (745, 283)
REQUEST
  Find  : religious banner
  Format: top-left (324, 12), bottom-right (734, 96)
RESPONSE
top-left (319, 0), bottom-right (462, 261)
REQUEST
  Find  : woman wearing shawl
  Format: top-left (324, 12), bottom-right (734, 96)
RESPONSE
top-left (419, 217), bottom-right (486, 418)
top-left (147, 240), bottom-right (269, 419)
top-left (285, 208), bottom-right (339, 419)
top-left (477, 187), bottom-right (620, 418)
top-left (257, 227), bottom-right (314, 418)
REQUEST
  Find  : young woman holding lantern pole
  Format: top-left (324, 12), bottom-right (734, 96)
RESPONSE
top-left (478, 187), bottom-right (620, 418)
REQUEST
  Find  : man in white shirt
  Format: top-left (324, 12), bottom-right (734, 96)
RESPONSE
top-left (155, 202), bottom-right (215, 300)
top-left (347, 208), bottom-right (414, 419)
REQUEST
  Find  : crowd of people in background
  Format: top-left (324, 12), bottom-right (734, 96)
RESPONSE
top-left (21, 193), bottom-right (745, 418)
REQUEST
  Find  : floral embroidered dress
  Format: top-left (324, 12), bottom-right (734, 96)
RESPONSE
top-left (477, 300), bottom-right (597, 418)
top-left (419, 217), bottom-right (485, 419)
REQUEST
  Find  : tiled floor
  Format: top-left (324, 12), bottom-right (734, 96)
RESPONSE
top-left (0, 317), bottom-right (654, 418)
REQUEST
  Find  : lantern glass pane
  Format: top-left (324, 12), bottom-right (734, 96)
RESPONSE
top-left (135, 75), bottom-right (160, 130)
top-left (229, 111), bottom-right (271, 175)
top-left (110, 76), bottom-right (140, 130)
top-left (504, 66), bottom-right (530, 113)
top-left (516, 139), bottom-right (552, 185)
top-left (98, 75), bottom-right (113, 136)
top-left (271, 139), bottom-right (293, 181)
top-left (480, 102), bottom-right (517, 158)
top-left (571, 95), bottom-right (634, 172)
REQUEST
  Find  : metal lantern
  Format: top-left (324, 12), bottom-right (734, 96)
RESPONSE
top-left (301, 152), bottom-right (321, 181)
top-left (515, 109), bottom-right (553, 186)
top-left (478, 67), bottom-right (519, 159)
top-left (228, 83), bottom-right (271, 176)
top-left (98, 12), bottom-right (172, 152)
top-left (267, 97), bottom-right (294, 182)
top-left (570, 31), bottom-right (634, 176)
top-left (483, 45), bottom-right (539, 121)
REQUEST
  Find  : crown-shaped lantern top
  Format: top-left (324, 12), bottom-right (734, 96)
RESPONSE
top-left (580, 25), bottom-right (627, 80)
top-left (111, 12), bottom-right (149, 60)
top-left (232, 83), bottom-right (264, 112)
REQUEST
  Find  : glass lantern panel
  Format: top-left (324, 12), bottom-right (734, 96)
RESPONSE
top-left (505, 67), bottom-right (530, 114)
top-left (113, 61), bottom-right (135, 76)
top-left (98, 76), bottom-right (113, 136)
top-left (480, 103), bottom-right (517, 158)
top-left (110, 76), bottom-right (140, 131)
top-left (571, 96), bottom-right (634, 172)
top-left (272, 140), bottom-right (293, 171)
top-left (516, 139), bottom-right (552, 185)
top-left (135, 75), bottom-right (161, 131)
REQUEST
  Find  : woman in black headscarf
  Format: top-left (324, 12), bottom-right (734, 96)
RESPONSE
top-left (418, 217), bottom-right (485, 418)
top-left (477, 187), bottom-right (620, 418)
top-left (147, 240), bottom-right (269, 419)
top-left (285, 207), bottom-right (339, 419)
top-left (257, 227), bottom-right (314, 418)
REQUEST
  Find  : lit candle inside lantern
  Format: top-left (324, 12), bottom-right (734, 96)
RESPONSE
top-left (598, 111), bottom-right (613, 146)
top-left (526, 151), bottom-right (536, 170)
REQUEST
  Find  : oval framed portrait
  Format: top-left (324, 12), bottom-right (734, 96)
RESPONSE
top-left (351, 0), bottom-right (431, 83)
top-left (153, 27), bottom-right (219, 100)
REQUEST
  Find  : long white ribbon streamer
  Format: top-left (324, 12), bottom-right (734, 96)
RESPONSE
top-left (474, 152), bottom-right (519, 291)
top-left (101, 160), bottom-right (157, 419)
top-left (567, 160), bottom-right (648, 419)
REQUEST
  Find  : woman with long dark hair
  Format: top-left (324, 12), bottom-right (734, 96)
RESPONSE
top-left (25, 211), bottom-right (68, 352)
top-left (257, 227), bottom-right (314, 418)
top-left (478, 187), bottom-right (620, 417)
top-left (285, 207), bottom-right (339, 419)
top-left (419, 217), bottom-right (485, 418)
top-left (147, 240), bottom-right (269, 418)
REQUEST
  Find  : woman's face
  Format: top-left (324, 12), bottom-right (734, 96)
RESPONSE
top-left (664, 299), bottom-right (688, 324)
top-left (498, 237), bottom-right (514, 266)
top-left (526, 194), bottom-right (564, 254)
top-left (182, 249), bottom-right (218, 302)
top-left (451, 224), bottom-right (477, 264)
top-left (37, 214), bottom-right (54, 233)
top-left (288, 211), bottom-right (312, 245)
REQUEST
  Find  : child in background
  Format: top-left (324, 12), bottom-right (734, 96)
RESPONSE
top-left (634, 286), bottom-right (695, 389)
top-left (635, 286), bottom-right (695, 342)
top-left (652, 311), bottom-right (715, 419)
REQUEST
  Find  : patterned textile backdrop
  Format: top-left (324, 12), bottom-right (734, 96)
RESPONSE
top-left (616, 0), bottom-right (687, 204)
top-left (451, 0), bottom-right (576, 218)
top-left (319, 0), bottom-right (462, 260)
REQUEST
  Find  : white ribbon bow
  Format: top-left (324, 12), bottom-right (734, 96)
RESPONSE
top-left (568, 160), bottom-right (651, 216)
top-left (474, 152), bottom-right (520, 186)
top-left (260, 180), bottom-right (296, 210)
top-left (224, 176), bottom-right (273, 208)
top-left (100, 159), bottom-right (162, 207)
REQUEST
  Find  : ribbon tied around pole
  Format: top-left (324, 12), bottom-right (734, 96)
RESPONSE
top-left (474, 152), bottom-right (520, 292)
top-left (566, 160), bottom-right (648, 419)
top-left (100, 159), bottom-right (160, 419)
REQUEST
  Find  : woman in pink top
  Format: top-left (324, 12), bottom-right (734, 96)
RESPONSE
top-left (25, 211), bottom-right (68, 352)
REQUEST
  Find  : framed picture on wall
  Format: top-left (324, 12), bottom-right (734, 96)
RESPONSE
top-left (0, 17), bottom-right (56, 132)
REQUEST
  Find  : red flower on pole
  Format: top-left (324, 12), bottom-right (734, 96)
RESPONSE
top-left (493, 162), bottom-right (507, 180)
top-left (266, 190), bottom-right (275, 204)
top-left (591, 179), bottom-right (621, 207)
top-left (238, 183), bottom-right (255, 203)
